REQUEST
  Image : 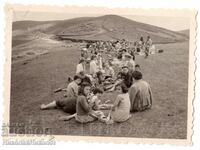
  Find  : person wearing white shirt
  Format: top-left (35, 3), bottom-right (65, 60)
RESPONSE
top-left (124, 53), bottom-right (135, 71)
top-left (90, 55), bottom-right (98, 77)
top-left (76, 58), bottom-right (85, 74)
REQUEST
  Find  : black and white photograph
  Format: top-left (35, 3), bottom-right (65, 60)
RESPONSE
top-left (3, 5), bottom-right (196, 144)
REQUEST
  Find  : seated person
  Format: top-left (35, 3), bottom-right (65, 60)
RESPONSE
top-left (135, 64), bottom-right (141, 72)
top-left (40, 75), bottom-right (82, 114)
top-left (94, 70), bottom-right (115, 92)
top-left (120, 65), bottom-right (133, 88)
top-left (129, 71), bottom-right (153, 112)
top-left (78, 71), bottom-right (93, 86)
top-left (76, 58), bottom-right (85, 74)
top-left (124, 53), bottom-right (135, 72)
top-left (104, 61), bottom-right (115, 79)
top-left (59, 87), bottom-right (106, 121)
top-left (100, 83), bottom-right (131, 124)
top-left (90, 55), bottom-right (98, 77)
top-left (106, 65), bottom-right (133, 92)
top-left (95, 71), bottom-right (105, 86)
top-left (75, 83), bottom-right (97, 123)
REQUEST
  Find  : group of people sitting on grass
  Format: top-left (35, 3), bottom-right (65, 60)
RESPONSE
top-left (80, 36), bottom-right (153, 61)
top-left (40, 38), bottom-right (153, 124)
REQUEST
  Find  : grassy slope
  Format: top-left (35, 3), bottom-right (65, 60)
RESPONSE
top-left (10, 40), bottom-right (188, 139)
top-left (12, 15), bottom-right (188, 44)
top-left (178, 29), bottom-right (190, 38)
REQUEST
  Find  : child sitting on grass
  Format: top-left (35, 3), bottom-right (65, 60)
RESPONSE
top-left (100, 83), bottom-right (132, 124)
top-left (59, 87), bottom-right (108, 121)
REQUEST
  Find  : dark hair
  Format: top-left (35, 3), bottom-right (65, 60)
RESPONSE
top-left (116, 83), bottom-right (128, 93)
top-left (78, 83), bottom-right (91, 96)
top-left (91, 55), bottom-right (96, 60)
top-left (79, 58), bottom-right (85, 64)
top-left (73, 75), bottom-right (81, 81)
top-left (132, 71), bottom-right (142, 80)
top-left (96, 71), bottom-right (104, 84)
top-left (78, 71), bottom-right (85, 78)
top-left (132, 54), bottom-right (135, 61)
top-left (122, 65), bottom-right (128, 69)
top-left (92, 87), bottom-right (103, 95)
top-left (122, 49), bottom-right (127, 52)
top-left (135, 64), bottom-right (140, 68)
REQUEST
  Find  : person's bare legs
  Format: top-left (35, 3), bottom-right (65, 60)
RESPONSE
top-left (59, 114), bottom-right (76, 121)
top-left (40, 101), bottom-right (57, 110)
top-left (105, 110), bottom-right (114, 124)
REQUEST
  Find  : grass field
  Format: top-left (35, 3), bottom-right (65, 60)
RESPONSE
top-left (10, 40), bottom-right (189, 139)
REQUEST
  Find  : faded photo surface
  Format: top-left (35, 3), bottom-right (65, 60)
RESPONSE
top-left (4, 5), bottom-right (196, 145)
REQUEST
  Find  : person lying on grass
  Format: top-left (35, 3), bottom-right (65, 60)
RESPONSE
top-left (100, 83), bottom-right (132, 124)
top-left (59, 87), bottom-right (110, 122)
top-left (40, 75), bottom-right (82, 114)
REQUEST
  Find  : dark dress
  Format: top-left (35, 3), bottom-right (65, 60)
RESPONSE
top-left (56, 97), bottom-right (77, 114)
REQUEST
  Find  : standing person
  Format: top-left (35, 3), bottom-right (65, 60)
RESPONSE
top-left (40, 75), bottom-right (82, 114)
top-left (90, 55), bottom-right (98, 77)
top-left (140, 36), bottom-right (144, 45)
top-left (102, 83), bottom-right (131, 124)
top-left (138, 36), bottom-right (145, 52)
top-left (76, 58), bottom-right (85, 74)
top-left (145, 36), bottom-right (153, 58)
top-left (129, 71), bottom-right (153, 112)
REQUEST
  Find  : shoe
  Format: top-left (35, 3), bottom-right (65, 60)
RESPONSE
top-left (40, 104), bottom-right (46, 110)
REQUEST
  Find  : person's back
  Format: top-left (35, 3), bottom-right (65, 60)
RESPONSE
top-left (129, 80), bottom-right (152, 112)
top-left (134, 80), bottom-right (150, 98)
top-left (111, 92), bottom-right (131, 122)
top-left (117, 93), bottom-right (130, 114)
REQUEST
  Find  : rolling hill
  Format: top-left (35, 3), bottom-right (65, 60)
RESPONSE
top-left (178, 29), bottom-right (189, 38)
top-left (12, 15), bottom-right (189, 46)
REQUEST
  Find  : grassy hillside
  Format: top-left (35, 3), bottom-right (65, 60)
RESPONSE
top-left (12, 15), bottom-right (189, 45)
top-left (178, 29), bottom-right (189, 38)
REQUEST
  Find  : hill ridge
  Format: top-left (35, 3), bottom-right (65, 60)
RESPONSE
top-left (13, 15), bottom-right (189, 44)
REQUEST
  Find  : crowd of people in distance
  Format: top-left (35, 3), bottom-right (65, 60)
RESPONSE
top-left (40, 36), bottom-right (153, 124)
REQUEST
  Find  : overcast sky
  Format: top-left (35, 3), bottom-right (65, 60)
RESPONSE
top-left (13, 11), bottom-right (190, 31)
